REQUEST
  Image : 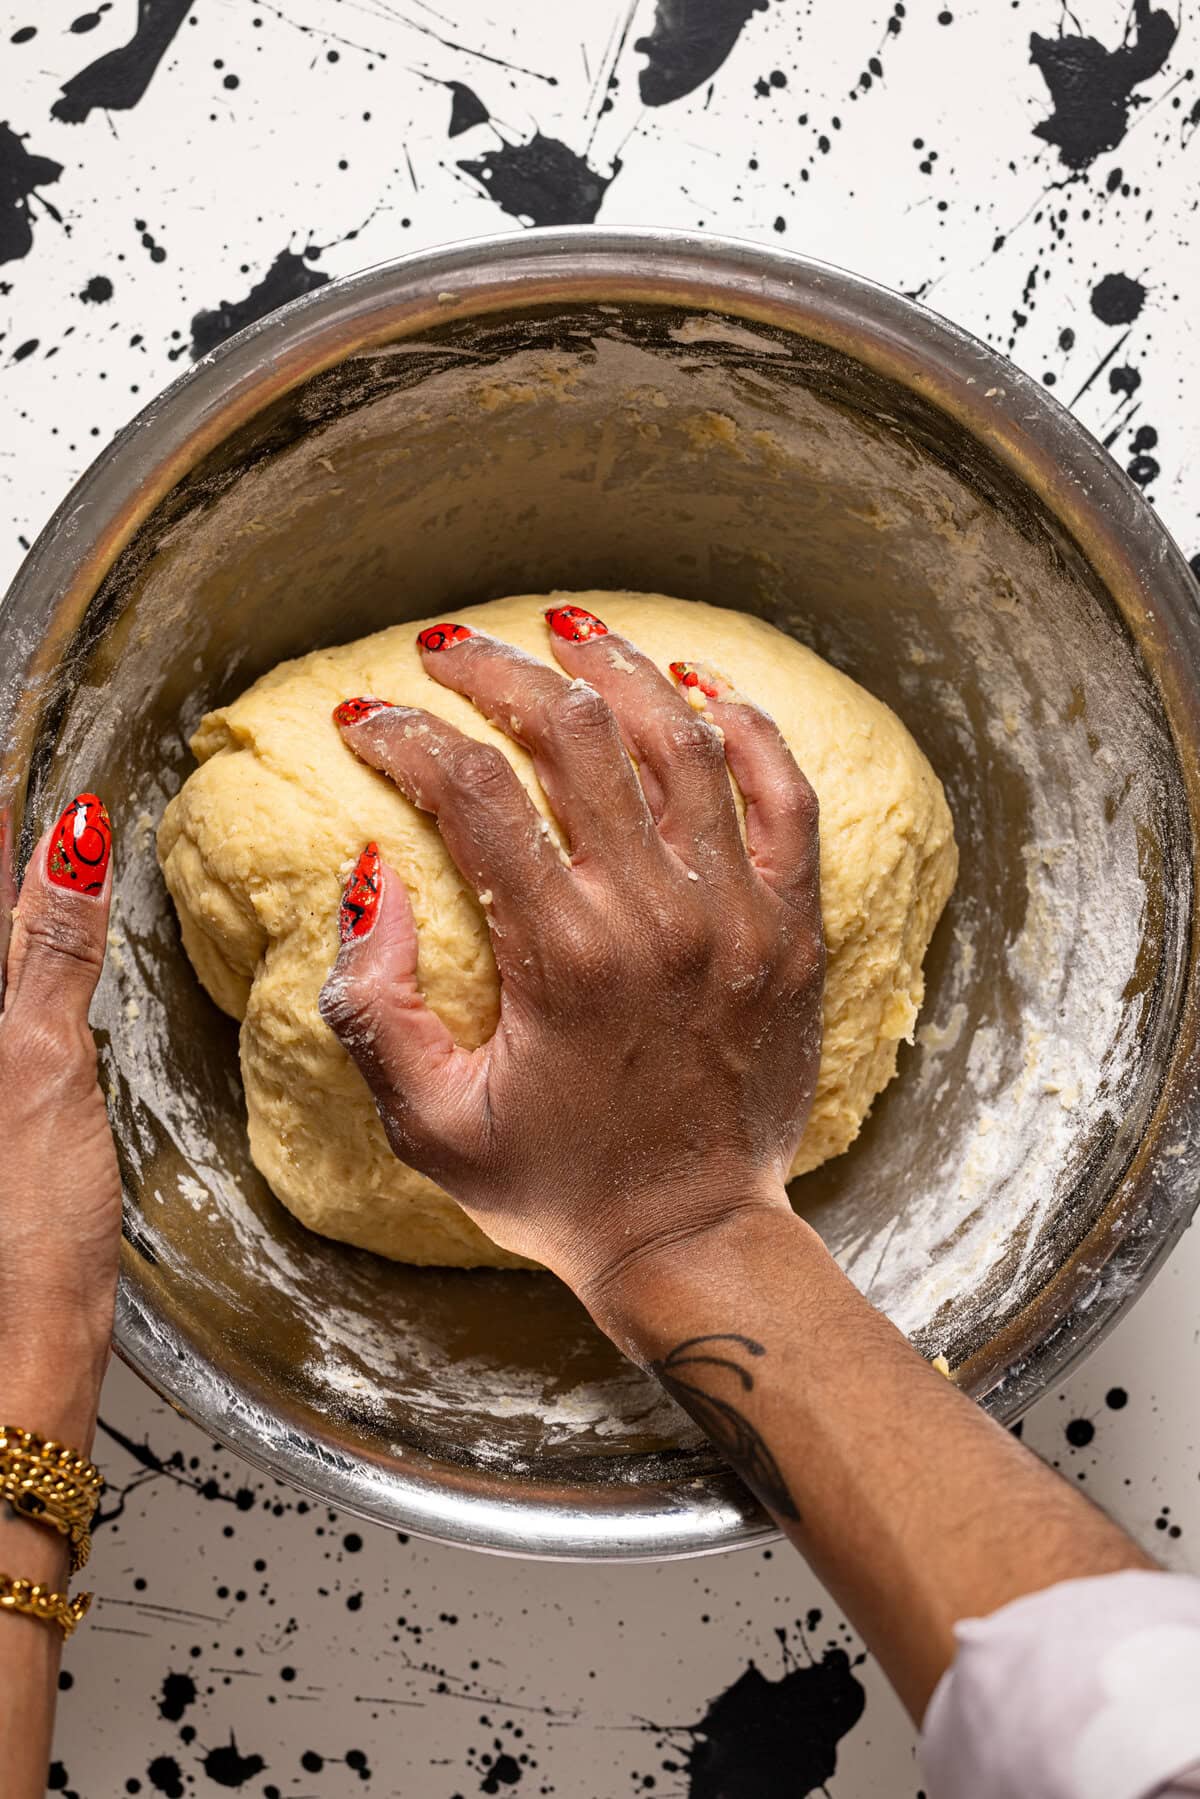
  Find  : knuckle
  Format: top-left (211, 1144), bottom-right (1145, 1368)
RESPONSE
top-left (788, 773), bottom-right (820, 829)
top-left (764, 750), bottom-right (820, 830)
top-left (664, 713), bottom-right (726, 768)
top-left (674, 918), bottom-right (716, 978)
top-left (542, 681), bottom-right (616, 749)
top-left (443, 739), bottom-right (512, 798)
top-left (737, 712), bottom-right (820, 827)
top-left (555, 915), bottom-right (620, 992)
top-left (647, 893), bottom-right (713, 977)
top-left (318, 967), bottom-right (376, 1040)
top-left (19, 909), bottom-right (105, 979)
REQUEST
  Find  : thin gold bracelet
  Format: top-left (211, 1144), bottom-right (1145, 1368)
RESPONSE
top-left (0, 1574), bottom-right (91, 1638)
top-left (0, 1426), bottom-right (104, 1576)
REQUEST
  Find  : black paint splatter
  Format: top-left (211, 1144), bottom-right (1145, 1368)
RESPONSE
top-left (190, 249), bottom-right (330, 359)
top-left (393, 15), bottom-right (555, 86)
top-left (635, 0), bottom-right (769, 107)
top-left (1127, 424), bottom-right (1159, 487)
top-left (462, 1720), bottom-right (537, 1794)
top-left (135, 217), bottom-right (167, 263)
top-left (71, 5), bottom-right (112, 31)
top-left (146, 1757), bottom-right (185, 1799)
top-left (202, 1734), bottom-right (266, 1788)
top-left (1109, 363), bottom-right (1141, 397)
top-left (1030, 0), bottom-right (1178, 171)
top-left (53, 0), bottom-right (190, 123)
top-left (94, 1417), bottom-right (263, 1529)
top-left (0, 122), bottom-right (63, 266)
top-left (683, 1648), bottom-right (864, 1798)
top-left (79, 272), bottom-right (113, 302)
top-left (158, 1671), bottom-right (197, 1723)
top-left (481, 1751), bottom-right (522, 1792)
top-left (446, 80), bottom-right (489, 137)
top-left (1091, 272), bottom-right (1146, 325)
top-left (1107, 1386), bottom-right (1130, 1409)
top-left (1065, 1417), bottom-right (1095, 1447)
top-left (459, 132), bottom-right (619, 226)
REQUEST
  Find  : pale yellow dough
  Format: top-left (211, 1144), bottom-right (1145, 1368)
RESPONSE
top-left (158, 592), bottom-right (957, 1267)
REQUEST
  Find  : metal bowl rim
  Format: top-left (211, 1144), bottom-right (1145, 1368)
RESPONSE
top-left (7, 225), bottom-right (1199, 1558)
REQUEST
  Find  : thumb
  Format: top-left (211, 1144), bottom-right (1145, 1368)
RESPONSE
top-left (3, 792), bottom-right (113, 1025)
top-left (318, 844), bottom-right (482, 1148)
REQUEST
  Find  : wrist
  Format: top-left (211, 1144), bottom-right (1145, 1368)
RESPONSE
top-left (577, 1190), bottom-right (830, 1361)
top-left (0, 1318), bottom-right (109, 1457)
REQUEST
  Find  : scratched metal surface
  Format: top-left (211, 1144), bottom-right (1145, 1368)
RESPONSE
top-left (2, 3), bottom-right (1198, 1796)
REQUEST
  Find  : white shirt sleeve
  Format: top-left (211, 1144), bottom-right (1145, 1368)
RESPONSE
top-left (920, 1570), bottom-right (1200, 1799)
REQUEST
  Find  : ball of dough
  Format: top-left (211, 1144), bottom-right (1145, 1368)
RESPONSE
top-left (158, 592), bottom-right (957, 1267)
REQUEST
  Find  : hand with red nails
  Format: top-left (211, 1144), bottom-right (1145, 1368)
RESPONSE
top-left (0, 793), bottom-right (120, 1447)
top-left (321, 604), bottom-right (825, 1306)
top-left (322, 603), bottom-right (1164, 1738)
top-left (0, 793), bottom-right (121, 1785)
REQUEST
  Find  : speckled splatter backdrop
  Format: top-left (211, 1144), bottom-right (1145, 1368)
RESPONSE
top-left (2, 3), bottom-right (1198, 1794)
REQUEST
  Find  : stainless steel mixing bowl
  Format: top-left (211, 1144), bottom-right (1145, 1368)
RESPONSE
top-left (3, 229), bottom-right (1199, 1559)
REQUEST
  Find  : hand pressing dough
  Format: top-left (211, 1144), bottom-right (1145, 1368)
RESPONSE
top-left (158, 591), bottom-right (957, 1267)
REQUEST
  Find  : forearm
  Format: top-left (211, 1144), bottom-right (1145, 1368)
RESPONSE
top-left (0, 1326), bottom-right (108, 1799)
top-left (0, 1513), bottom-right (70, 1798)
top-left (587, 1201), bottom-right (1153, 1721)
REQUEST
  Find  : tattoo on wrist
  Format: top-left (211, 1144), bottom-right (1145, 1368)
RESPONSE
top-left (650, 1334), bottom-right (800, 1523)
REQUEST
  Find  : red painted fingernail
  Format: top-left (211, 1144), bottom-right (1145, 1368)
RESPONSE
top-left (669, 660), bottom-right (731, 709)
top-left (417, 623), bottom-right (474, 653)
top-left (333, 697), bottom-right (392, 728)
top-left (338, 842), bottom-right (382, 943)
top-left (545, 604), bottom-right (608, 644)
top-left (46, 792), bottom-right (111, 895)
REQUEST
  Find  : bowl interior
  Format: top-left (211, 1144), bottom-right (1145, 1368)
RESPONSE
top-left (17, 296), bottom-right (1189, 1540)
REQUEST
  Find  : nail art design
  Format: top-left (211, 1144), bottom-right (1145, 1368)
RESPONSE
top-left (338, 842), bottom-right (382, 943)
top-left (333, 697), bottom-right (392, 728)
top-left (47, 793), bottom-right (111, 894)
top-left (545, 604), bottom-right (608, 644)
top-left (669, 661), bottom-right (734, 711)
top-left (417, 623), bottom-right (474, 653)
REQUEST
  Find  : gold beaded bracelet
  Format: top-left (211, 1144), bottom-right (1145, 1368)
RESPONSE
top-left (0, 1426), bottom-right (104, 1581)
top-left (0, 1574), bottom-right (91, 1638)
